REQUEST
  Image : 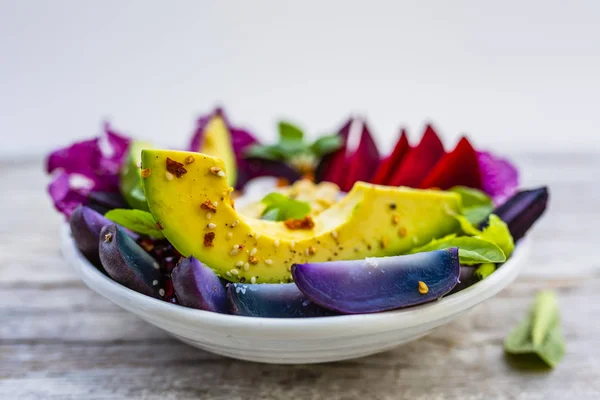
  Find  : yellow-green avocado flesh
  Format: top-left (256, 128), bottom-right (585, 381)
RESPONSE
top-left (195, 115), bottom-right (237, 187)
top-left (141, 149), bottom-right (461, 283)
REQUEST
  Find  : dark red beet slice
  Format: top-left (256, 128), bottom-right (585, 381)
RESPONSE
top-left (387, 125), bottom-right (445, 187)
top-left (419, 136), bottom-right (482, 190)
top-left (370, 129), bottom-right (410, 185)
top-left (227, 283), bottom-right (335, 318)
top-left (171, 257), bottom-right (228, 313)
top-left (314, 118), bottom-right (352, 186)
top-left (340, 120), bottom-right (380, 191)
top-left (292, 249), bottom-right (460, 314)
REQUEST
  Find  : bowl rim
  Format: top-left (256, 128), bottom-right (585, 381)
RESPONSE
top-left (62, 223), bottom-right (529, 337)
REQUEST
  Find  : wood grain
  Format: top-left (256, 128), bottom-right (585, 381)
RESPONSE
top-left (1, 154), bottom-right (599, 399)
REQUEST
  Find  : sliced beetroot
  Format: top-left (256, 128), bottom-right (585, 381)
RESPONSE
top-left (171, 257), bottom-right (228, 313)
top-left (419, 137), bottom-right (482, 190)
top-left (292, 249), bottom-right (460, 314)
top-left (370, 129), bottom-right (410, 185)
top-left (481, 187), bottom-right (548, 241)
top-left (314, 118), bottom-right (352, 186)
top-left (387, 125), bottom-right (445, 187)
top-left (69, 205), bottom-right (114, 270)
top-left (340, 120), bottom-right (381, 191)
top-left (99, 224), bottom-right (162, 298)
top-left (228, 283), bottom-right (335, 318)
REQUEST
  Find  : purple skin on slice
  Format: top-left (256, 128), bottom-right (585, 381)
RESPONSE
top-left (480, 187), bottom-right (548, 242)
top-left (228, 283), bottom-right (336, 318)
top-left (99, 224), bottom-right (162, 298)
top-left (171, 257), bottom-right (228, 313)
top-left (69, 205), bottom-right (115, 270)
top-left (292, 248), bottom-right (461, 314)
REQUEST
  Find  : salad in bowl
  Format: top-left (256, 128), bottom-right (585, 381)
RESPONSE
top-left (46, 107), bottom-right (548, 361)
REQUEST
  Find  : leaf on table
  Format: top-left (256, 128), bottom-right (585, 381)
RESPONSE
top-left (504, 290), bottom-right (566, 369)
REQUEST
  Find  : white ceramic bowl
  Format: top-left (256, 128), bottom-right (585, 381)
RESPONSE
top-left (61, 224), bottom-right (530, 364)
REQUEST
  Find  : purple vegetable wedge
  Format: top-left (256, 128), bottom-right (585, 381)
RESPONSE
top-left (171, 257), bottom-right (228, 313)
top-left (477, 151), bottom-right (519, 205)
top-left (228, 283), bottom-right (335, 318)
top-left (292, 249), bottom-right (460, 314)
top-left (69, 205), bottom-right (114, 270)
top-left (481, 187), bottom-right (548, 241)
top-left (87, 191), bottom-right (129, 215)
top-left (99, 224), bottom-right (162, 298)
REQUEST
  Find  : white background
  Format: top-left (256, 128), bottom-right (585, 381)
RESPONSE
top-left (1, 0), bottom-right (598, 157)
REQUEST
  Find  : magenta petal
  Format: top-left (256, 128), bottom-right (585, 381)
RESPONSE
top-left (477, 151), bottom-right (519, 205)
top-left (48, 172), bottom-right (89, 217)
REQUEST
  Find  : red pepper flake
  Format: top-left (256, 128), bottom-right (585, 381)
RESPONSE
top-left (398, 227), bottom-right (407, 237)
top-left (230, 198), bottom-right (235, 209)
top-left (203, 232), bottom-right (215, 247)
top-left (200, 199), bottom-right (217, 212)
top-left (141, 168), bottom-right (152, 178)
top-left (155, 221), bottom-right (164, 230)
top-left (276, 178), bottom-right (290, 187)
top-left (248, 255), bottom-right (259, 264)
top-left (284, 216), bottom-right (315, 230)
top-left (166, 157), bottom-right (187, 178)
top-left (184, 155), bottom-right (195, 165)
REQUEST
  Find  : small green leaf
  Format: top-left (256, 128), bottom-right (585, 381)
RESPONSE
top-left (480, 215), bottom-right (515, 257)
top-left (244, 144), bottom-right (283, 161)
top-left (260, 192), bottom-right (311, 221)
top-left (451, 186), bottom-right (494, 225)
top-left (410, 235), bottom-right (506, 265)
top-left (310, 134), bottom-right (343, 156)
top-left (278, 121), bottom-right (304, 142)
top-left (474, 263), bottom-right (496, 280)
top-left (504, 291), bottom-right (565, 368)
top-left (105, 209), bottom-right (165, 239)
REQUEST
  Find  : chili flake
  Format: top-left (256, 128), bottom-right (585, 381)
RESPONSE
top-left (155, 221), bottom-right (164, 230)
top-left (284, 216), bottom-right (315, 230)
top-left (184, 155), bottom-right (195, 165)
top-left (141, 168), bottom-right (152, 178)
top-left (418, 281), bottom-right (429, 294)
top-left (201, 199), bottom-right (217, 212)
top-left (248, 255), bottom-right (259, 264)
top-left (166, 158), bottom-right (187, 178)
top-left (203, 232), bottom-right (215, 247)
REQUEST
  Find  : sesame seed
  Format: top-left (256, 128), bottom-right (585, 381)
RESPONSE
top-left (165, 171), bottom-right (174, 181)
top-left (227, 232), bottom-right (233, 239)
top-left (250, 276), bottom-right (257, 284)
top-left (230, 249), bottom-right (239, 256)
top-left (159, 288), bottom-right (165, 297)
top-left (152, 280), bottom-right (158, 286)
top-left (153, 262), bottom-right (160, 270)
top-left (274, 240), bottom-right (280, 247)
top-left (243, 262), bottom-right (250, 271)
top-left (290, 241), bottom-right (296, 249)
top-left (255, 232), bottom-right (261, 239)
top-left (136, 161), bottom-right (142, 168)
top-left (231, 220), bottom-right (239, 227)
top-left (209, 166), bottom-right (222, 175)
top-left (212, 201), bottom-right (218, 207)
top-left (230, 269), bottom-right (239, 276)
top-left (250, 247), bottom-right (257, 256)
top-left (226, 271), bottom-right (232, 277)
top-left (418, 281), bottom-right (429, 294)
top-left (265, 259), bottom-right (273, 265)
top-left (206, 212), bottom-right (213, 220)
top-left (233, 244), bottom-right (240, 250)
top-left (218, 170), bottom-right (226, 177)
top-left (207, 223), bottom-right (217, 229)
top-left (184, 155), bottom-right (195, 164)
top-left (236, 261), bottom-right (244, 267)
top-left (331, 230), bottom-right (338, 239)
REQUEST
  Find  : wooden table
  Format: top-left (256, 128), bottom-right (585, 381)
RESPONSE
top-left (1, 154), bottom-right (599, 399)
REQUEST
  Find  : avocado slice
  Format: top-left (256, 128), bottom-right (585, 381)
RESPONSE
top-left (119, 141), bottom-right (150, 211)
top-left (141, 149), bottom-right (461, 283)
top-left (194, 115), bottom-right (237, 187)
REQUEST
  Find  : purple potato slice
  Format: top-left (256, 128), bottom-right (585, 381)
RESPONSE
top-left (69, 205), bottom-right (115, 270)
top-left (292, 249), bottom-right (460, 314)
top-left (99, 224), bottom-right (162, 298)
top-left (87, 191), bottom-right (129, 215)
top-left (448, 265), bottom-right (477, 295)
top-left (171, 257), bottom-right (228, 313)
top-left (228, 283), bottom-right (335, 318)
top-left (480, 187), bottom-right (548, 241)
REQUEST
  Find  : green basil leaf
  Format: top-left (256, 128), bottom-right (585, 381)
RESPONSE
top-left (410, 235), bottom-right (506, 265)
top-left (278, 121), bottom-right (304, 142)
top-left (310, 134), bottom-right (343, 156)
top-left (451, 186), bottom-right (494, 225)
top-left (474, 263), bottom-right (496, 280)
top-left (244, 144), bottom-right (283, 161)
top-left (504, 291), bottom-right (565, 368)
top-left (479, 214), bottom-right (515, 257)
top-left (260, 192), bottom-right (311, 221)
top-left (105, 209), bottom-right (165, 239)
